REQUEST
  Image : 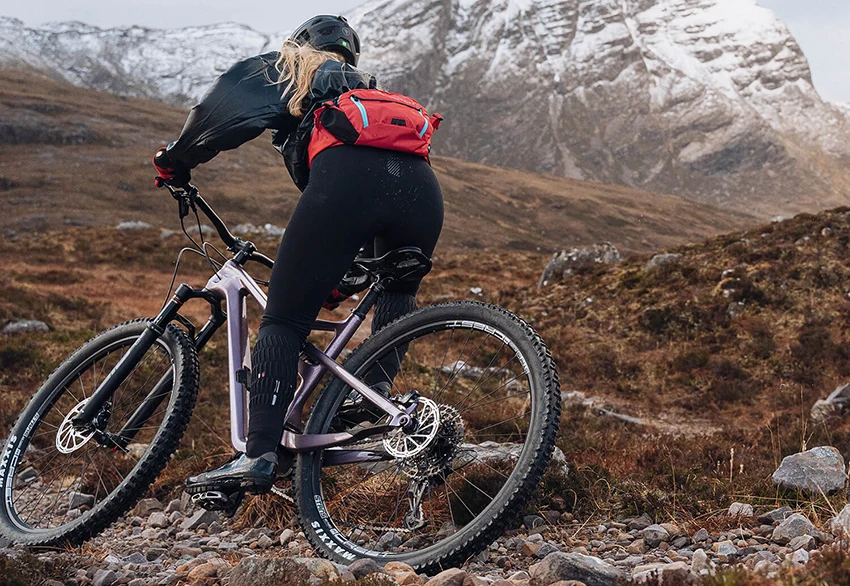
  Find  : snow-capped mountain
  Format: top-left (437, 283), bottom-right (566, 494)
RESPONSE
top-left (347, 0), bottom-right (850, 211)
top-left (1, 1), bottom-right (849, 213)
top-left (0, 17), bottom-right (279, 103)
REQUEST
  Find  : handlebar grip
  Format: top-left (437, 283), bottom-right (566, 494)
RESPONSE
top-left (251, 252), bottom-right (275, 269)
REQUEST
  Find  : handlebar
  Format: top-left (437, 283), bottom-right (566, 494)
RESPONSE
top-left (159, 182), bottom-right (275, 269)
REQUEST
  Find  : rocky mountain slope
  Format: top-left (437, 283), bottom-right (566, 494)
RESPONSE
top-left (0, 69), bottom-right (751, 252)
top-left (2, 1), bottom-right (850, 215)
top-left (348, 0), bottom-right (850, 214)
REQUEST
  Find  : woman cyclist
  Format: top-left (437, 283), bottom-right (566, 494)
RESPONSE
top-left (152, 15), bottom-right (444, 496)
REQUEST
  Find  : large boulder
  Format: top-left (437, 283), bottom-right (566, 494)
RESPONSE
top-left (539, 243), bottom-right (621, 287)
top-left (530, 552), bottom-right (624, 586)
top-left (460, 441), bottom-right (569, 476)
top-left (772, 446), bottom-right (846, 495)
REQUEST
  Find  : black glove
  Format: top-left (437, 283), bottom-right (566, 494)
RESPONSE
top-left (323, 266), bottom-right (372, 310)
top-left (152, 146), bottom-right (191, 188)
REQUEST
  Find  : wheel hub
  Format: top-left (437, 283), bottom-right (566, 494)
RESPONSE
top-left (56, 399), bottom-right (97, 454)
top-left (383, 397), bottom-right (440, 459)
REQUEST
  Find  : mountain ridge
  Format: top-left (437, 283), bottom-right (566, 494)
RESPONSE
top-left (2, 1), bottom-right (849, 215)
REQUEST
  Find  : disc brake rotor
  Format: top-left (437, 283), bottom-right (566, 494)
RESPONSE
top-left (383, 397), bottom-right (440, 459)
top-left (56, 399), bottom-right (96, 454)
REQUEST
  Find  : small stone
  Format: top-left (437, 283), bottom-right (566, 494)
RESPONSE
top-left (728, 502), bottom-right (754, 518)
top-left (539, 243), bottom-right (621, 287)
top-left (626, 539), bottom-right (646, 554)
top-left (787, 535), bottom-right (816, 550)
top-left (627, 514), bottom-right (653, 531)
top-left (166, 499), bottom-right (183, 514)
top-left (148, 512), bottom-right (168, 529)
top-left (671, 536), bottom-right (689, 549)
top-left (145, 548), bottom-right (167, 561)
top-left (123, 552), bottom-right (147, 565)
top-left (254, 534), bottom-right (273, 549)
top-left (645, 253), bottom-right (681, 273)
top-left (229, 557), bottom-right (310, 586)
top-left (529, 552), bottom-right (624, 586)
top-left (692, 528), bottom-right (709, 543)
top-left (348, 558), bottom-right (384, 579)
top-left (135, 498), bottom-right (163, 516)
top-left (758, 507), bottom-right (793, 525)
top-left (187, 558), bottom-right (229, 581)
top-left (772, 514), bottom-right (815, 545)
top-left (303, 558), bottom-right (339, 580)
top-left (378, 531), bottom-right (402, 552)
top-left (542, 510), bottom-right (562, 525)
top-left (642, 525), bottom-right (670, 548)
top-left (829, 504), bottom-right (850, 534)
top-left (279, 528), bottom-right (294, 546)
top-left (772, 446), bottom-right (846, 494)
top-left (207, 521), bottom-right (223, 534)
top-left (791, 548), bottom-right (809, 565)
top-left (181, 509), bottom-right (219, 531)
top-left (2, 320), bottom-right (49, 335)
top-left (69, 492), bottom-right (95, 510)
top-left (536, 543), bottom-right (560, 559)
top-left (522, 542), bottom-right (543, 557)
top-left (691, 549), bottom-right (709, 573)
top-left (93, 570), bottom-right (117, 586)
top-left (712, 540), bottom-right (737, 557)
top-left (424, 568), bottom-right (467, 586)
top-left (524, 515), bottom-right (545, 529)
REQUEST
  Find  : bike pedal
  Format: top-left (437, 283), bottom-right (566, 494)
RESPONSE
top-left (191, 490), bottom-right (245, 516)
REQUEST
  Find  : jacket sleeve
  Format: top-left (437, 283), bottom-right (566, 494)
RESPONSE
top-left (165, 52), bottom-right (297, 169)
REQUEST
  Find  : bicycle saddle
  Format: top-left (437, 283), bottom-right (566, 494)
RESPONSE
top-left (353, 247), bottom-right (432, 282)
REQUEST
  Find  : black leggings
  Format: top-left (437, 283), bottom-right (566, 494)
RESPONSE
top-left (246, 146), bottom-right (444, 457)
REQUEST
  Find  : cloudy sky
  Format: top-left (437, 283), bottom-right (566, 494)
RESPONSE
top-left (4, 1), bottom-right (848, 103)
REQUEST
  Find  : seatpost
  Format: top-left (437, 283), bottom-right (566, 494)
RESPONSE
top-left (352, 280), bottom-right (386, 319)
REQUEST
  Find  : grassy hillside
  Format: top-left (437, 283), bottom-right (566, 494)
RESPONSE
top-left (0, 69), bottom-right (754, 254)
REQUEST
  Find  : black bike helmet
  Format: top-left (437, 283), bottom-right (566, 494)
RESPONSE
top-left (289, 15), bottom-right (361, 67)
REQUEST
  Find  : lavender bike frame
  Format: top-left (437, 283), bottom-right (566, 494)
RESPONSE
top-left (203, 260), bottom-right (415, 459)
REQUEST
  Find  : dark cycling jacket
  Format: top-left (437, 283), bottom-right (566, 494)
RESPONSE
top-left (165, 52), bottom-right (377, 191)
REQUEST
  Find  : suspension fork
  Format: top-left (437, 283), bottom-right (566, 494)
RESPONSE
top-left (72, 284), bottom-right (223, 435)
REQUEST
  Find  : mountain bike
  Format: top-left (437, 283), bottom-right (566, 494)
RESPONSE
top-left (0, 184), bottom-right (561, 572)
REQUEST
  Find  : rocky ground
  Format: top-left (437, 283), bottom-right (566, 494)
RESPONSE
top-left (5, 493), bottom-right (850, 586)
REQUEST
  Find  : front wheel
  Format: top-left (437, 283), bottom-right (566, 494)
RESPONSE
top-left (296, 301), bottom-right (561, 573)
top-left (0, 319), bottom-right (199, 546)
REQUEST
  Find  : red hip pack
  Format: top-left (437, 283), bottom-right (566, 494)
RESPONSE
top-left (307, 89), bottom-right (443, 166)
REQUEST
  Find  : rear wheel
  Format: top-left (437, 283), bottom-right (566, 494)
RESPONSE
top-left (0, 320), bottom-right (199, 546)
top-left (296, 301), bottom-right (561, 572)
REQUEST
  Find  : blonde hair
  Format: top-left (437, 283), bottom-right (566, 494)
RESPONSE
top-left (273, 40), bottom-right (345, 117)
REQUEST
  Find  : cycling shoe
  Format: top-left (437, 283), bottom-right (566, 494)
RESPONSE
top-left (184, 452), bottom-right (277, 495)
